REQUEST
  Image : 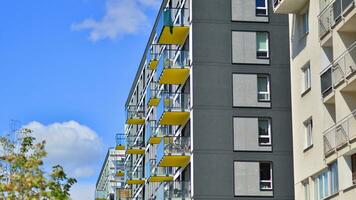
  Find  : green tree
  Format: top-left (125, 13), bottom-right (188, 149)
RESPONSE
top-left (0, 128), bottom-right (77, 200)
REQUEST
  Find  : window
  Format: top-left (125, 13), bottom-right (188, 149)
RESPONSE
top-left (302, 63), bottom-right (311, 93)
top-left (303, 180), bottom-right (310, 200)
top-left (302, 11), bottom-right (309, 34)
top-left (256, 32), bottom-right (269, 59)
top-left (352, 154), bottom-right (356, 185)
top-left (303, 118), bottom-right (313, 150)
top-left (258, 118), bottom-right (271, 146)
top-left (257, 75), bottom-right (270, 101)
top-left (256, 0), bottom-right (268, 16)
top-left (260, 162), bottom-right (273, 190)
top-left (315, 162), bottom-right (338, 199)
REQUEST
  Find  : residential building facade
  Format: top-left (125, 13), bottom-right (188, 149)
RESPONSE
top-left (95, 148), bottom-right (125, 200)
top-left (274, 0), bottom-right (356, 199)
top-left (122, 0), bottom-right (294, 199)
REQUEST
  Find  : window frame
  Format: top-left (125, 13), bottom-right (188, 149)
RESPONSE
top-left (260, 162), bottom-right (273, 191)
top-left (258, 118), bottom-right (272, 146)
top-left (302, 63), bottom-right (311, 94)
top-left (256, 32), bottom-right (270, 59)
top-left (303, 180), bottom-right (310, 200)
top-left (256, 0), bottom-right (269, 16)
top-left (314, 161), bottom-right (339, 200)
top-left (302, 10), bottom-right (309, 35)
top-left (257, 75), bottom-right (271, 102)
top-left (303, 117), bottom-right (313, 150)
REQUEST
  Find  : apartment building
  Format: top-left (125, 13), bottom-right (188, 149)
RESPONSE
top-left (273, 0), bottom-right (356, 199)
top-left (121, 0), bottom-right (294, 199)
top-left (95, 148), bottom-right (125, 200)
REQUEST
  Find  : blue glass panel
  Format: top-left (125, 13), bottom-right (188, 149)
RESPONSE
top-left (256, 0), bottom-right (266, 7)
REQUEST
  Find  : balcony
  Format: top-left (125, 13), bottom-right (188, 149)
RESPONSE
top-left (156, 48), bottom-right (190, 85)
top-left (125, 165), bottom-right (145, 185)
top-left (156, 181), bottom-right (191, 199)
top-left (126, 105), bottom-right (145, 125)
top-left (320, 42), bottom-right (356, 97)
top-left (319, 0), bottom-right (356, 39)
top-left (146, 159), bottom-right (173, 182)
top-left (147, 44), bottom-right (161, 71)
top-left (146, 81), bottom-right (160, 107)
top-left (157, 136), bottom-right (191, 167)
top-left (116, 159), bottom-right (125, 177)
top-left (126, 135), bottom-right (145, 155)
top-left (145, 120), bottom-right (162, 144)
top-left (323, 110), bottom-right (356, 156)
top-left (157, 7), bottom-right (189, 45)
top-left (273, 0), bottom-right (308, 14)
top-left (157, 92), bottom-right (190, 126)
top-left (116, 133), bottom-right (125, 150)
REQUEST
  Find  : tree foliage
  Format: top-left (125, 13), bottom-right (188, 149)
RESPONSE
top-left (0, 128), bottom-right (77, 200)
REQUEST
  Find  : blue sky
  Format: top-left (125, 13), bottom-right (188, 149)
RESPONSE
top-left (0, 0), bottom-right (159, 198)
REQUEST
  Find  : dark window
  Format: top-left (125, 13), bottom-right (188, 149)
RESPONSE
top-left (256, 0), bottom-right (268, 16)
top-left (352, 154), bottom-right (356, 184)
top-left (260, 162), bottom-right (273, 190)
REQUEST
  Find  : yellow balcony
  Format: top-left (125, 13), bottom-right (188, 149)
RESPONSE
top-left (125, 105), bottom-right (145, 125)
top-left (157, 137), bottom-right (191, 167)
top-left (126, 135), bottom-right (145, 155)
top-left (147, 44), bottom-right (160, 71)
top-left (157, 93), bottom-right (190, 126)
top-left (157, 8), bottom-right (190, 45)
top-left (156, 49), bottom-right (190, 85)
top-left (146, 82), bottom-right (161, 107)
top-left (116, 133), bottom-right (125, 150)
top-left (146, 160), bottom-right (173, 183)
top-left (125, 165), bottom-right (145, 185)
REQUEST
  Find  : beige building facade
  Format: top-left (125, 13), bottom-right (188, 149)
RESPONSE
top-left (274, 0), bottom-right (356, 199)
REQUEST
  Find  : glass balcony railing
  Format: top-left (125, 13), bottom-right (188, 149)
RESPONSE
top-left (323, 109), bottom-right (356, 156)
top-left (157, 7), bottom-right (189, 45)
top-left (318, 0), bottom-right (356, 38)
top-left (157, 136), bottom-right (191, 167)
top-left (157, 92), bottom-right (190, 126)
top-left (126, 135), bottom-right (145, 155)
top-left (156, 48), bottom-right (190, 85)
top-left (95, 191), bottom-right (107, 200)
top-left (116, 133), bottom-right (125, 150)
top-left (126, 105), bottom-right (145, 125)
top-left (125, 165), bottom-right (145, 185)
top-left (146, 81), bottom-right (161, 107)
top-left (320, 41), bottom-right (356, 96)
top-left (145, 159), bottom-right (174, 182)
top-left (156, 181), bottom-right (191, 199)
top-left (147, 44), bottom-right (161, 71)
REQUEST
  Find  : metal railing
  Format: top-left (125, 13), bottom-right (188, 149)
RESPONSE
top-left (320, 42), bottom-right (356, 96)
top-left (318, 0), bottom-right (356, 38)
top-left (157, 136), bottom-right (191, 163)
top-left (157, 92), bottom-right (190, 115)
top-left (126, 105), bottom-right (145, 121)
top-left (126, 135), bottom-right (145, 149)
top-left (156, 181), bottom-right (191, 199)
top-left (323, 109), bottom-right (356, 155)
top-left (157, 7), bottom-right (189, 33)
top-left (156, 48), bottom-right (190, 79)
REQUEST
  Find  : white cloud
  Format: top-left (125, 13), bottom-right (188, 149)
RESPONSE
top-left (70, 183), bottom-right (96, 200)
top-left (72, 0), bottom-right (160, 41)
top-left (24, 121), bottom-right (104, 178)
